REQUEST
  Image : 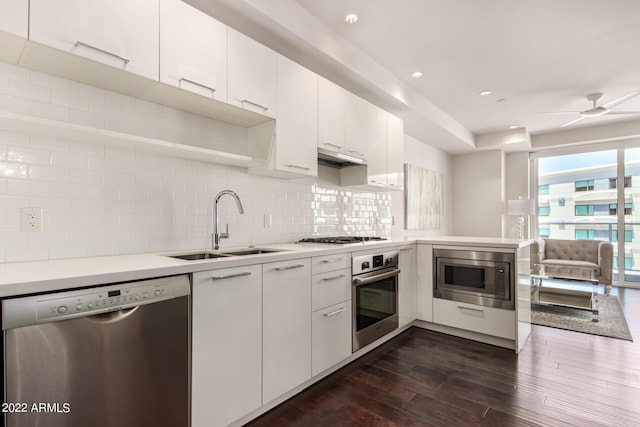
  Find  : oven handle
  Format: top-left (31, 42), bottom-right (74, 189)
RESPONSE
top-left (353, 268), bottom-right (401, 285)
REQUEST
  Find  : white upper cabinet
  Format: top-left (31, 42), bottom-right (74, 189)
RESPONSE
top-left (386, 112), bottom-right (405, 190)
top-left (364, 101), bottom-right (388, 188)
top-left (0, 0), bottom-right (28, 63)
top-left (273, 55), bottom-right (318, 176)
top-left (318, 77), bottom-right (346, 153)
top-left (0, 0), bottom-right (28, 38)
top-left (248, 55), bottom-right (318, 178)
top-left (344, 91), bottom-right (370, 160)
top-left (29, 0), bottom-right (159, 80)
top-left (228, 27), bottom-right (277, 118)
top-left (159, 0), bottom-right (227, 102)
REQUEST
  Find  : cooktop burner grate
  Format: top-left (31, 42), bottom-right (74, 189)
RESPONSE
top-left (298, 236), bottom-right (386, 244)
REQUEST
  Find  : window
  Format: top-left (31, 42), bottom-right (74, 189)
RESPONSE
top-left (539, 206), bottom-right (550, 216)
top-left (609, 203), bottom-right (633, 215)
top-left (539, 228), bottom-right (550, 238)
top-left (609, 176), bottom-right (632, 189)
top-left (614, 256), bottom-right (634, 270)
top-left (612, 230), bottom-right (633, 242)
top-left (575, 204), bottom-right (595, 216)
top-left (575, 179), bottom-right (595, 191)
top-left (575, 229), bottom-right (595, 240)
top-left (539, 184), bottom-right (549, 195)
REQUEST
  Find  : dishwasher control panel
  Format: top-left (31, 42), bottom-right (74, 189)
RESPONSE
top-left (2, 275), bottom-right (191, 330)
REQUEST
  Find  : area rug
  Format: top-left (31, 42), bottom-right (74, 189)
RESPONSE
top-left (531, 294), bottom-right (633, 341)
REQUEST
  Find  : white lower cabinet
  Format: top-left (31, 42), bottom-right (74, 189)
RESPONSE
top-left (416, 244), bottom-right (434, 322)
top-left (433, 298), bottom-right (516, 340)
top-left (191, 265), bottom-right (262, 427)
top-left (262, 258), bottom-right (312, 404)
top-left (398, 245), bottom-right (417, 327)
top-left (310, 254), bottom-right (352, 376)
top-left (312, 302), bottom-right (352, 376)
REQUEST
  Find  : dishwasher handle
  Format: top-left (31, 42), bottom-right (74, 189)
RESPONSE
top-left (86, 307), bottom-right (139, 324)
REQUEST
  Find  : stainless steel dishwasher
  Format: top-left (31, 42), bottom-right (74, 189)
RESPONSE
top-left (1, 274), bottom-right (191, 427)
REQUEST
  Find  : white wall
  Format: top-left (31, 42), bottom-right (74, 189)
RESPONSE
top-left (452, 150), bottom-right (505, 237)
top-left (0, 62), bottom-right (395, 262)
top-left (391, 134), bottom-right (453, 237)
top-left (505, 152), bottom-right (531, 239)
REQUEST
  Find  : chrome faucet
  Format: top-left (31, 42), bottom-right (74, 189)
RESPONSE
top-left (213, 190), bottom-right (245, 250)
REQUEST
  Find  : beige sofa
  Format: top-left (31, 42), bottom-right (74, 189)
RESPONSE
top-left (530, 238), bottom-right (614, 294)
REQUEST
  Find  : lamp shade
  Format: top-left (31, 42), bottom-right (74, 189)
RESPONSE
top-left (507, 199), bottom-right (535, 216)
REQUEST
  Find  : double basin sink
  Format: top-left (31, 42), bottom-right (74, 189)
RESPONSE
top-left (167, 248), bottom-right (283, 261)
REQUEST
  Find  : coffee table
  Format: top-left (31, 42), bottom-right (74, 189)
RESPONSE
top-left (531, 284), bottom-right (599, 322)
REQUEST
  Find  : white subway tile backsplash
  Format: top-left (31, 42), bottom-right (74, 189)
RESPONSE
top-left (0, 93), bottom-right (30, 114)
top-left (0, 62), bottom-right (392, 262)
top-left (30, 100), bottom-right (69, 121)
top-left (9, 80), bottom-right (50, 102)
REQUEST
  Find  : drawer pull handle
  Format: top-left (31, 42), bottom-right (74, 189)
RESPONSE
top-left (74, 41), bottom-right (130, 64)
top-left (275, 264), bottom-right (306, 271)
top-left (322, 274), bottom-right (346, 281)
top-left (321, 258), bottom-right (343, 264)
top-left (179, 77), bottom-right (217, 95)
top-left (241, 99), bottom-right (269, 111)
top-left (323, 142), bottom-right (343, 150)
top-left (399, 248), bottom-right (413, 252)
top-left (347, 150), bottom-right (364, 156)
top-left (369, 180), bottom-right (385, 185)
top-left (458, 305), bottom-right (484, 314)
top-left (286, 164), bottom-right (311, 171)
top-left (323, 307), bottom-right (345, 317)
top-left (211, 272), bottom-right (252, 280)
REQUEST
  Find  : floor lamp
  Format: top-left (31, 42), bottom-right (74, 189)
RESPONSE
top-left (508, 198), bottom-right (535, 240)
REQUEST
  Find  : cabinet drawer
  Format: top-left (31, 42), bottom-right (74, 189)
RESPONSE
top-left (433, 298), bottom-right (516, 340)
top-left (312, 268), bottom-right (351, 311)
top-left (311, 253), bottom-right (350, 275)
top-left (312, 302), bottom-right (352, 376)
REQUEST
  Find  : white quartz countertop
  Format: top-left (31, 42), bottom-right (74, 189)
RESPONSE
top-left (0, 236), bottom-right (531, 297)
top-left (415, 236), bottom-right (533, 248)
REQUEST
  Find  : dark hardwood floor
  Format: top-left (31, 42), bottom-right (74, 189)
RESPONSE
top-left (248, 286), bottom-right (640, 426)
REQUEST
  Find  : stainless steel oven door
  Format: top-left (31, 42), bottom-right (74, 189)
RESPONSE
top-left (352, 268), bottom-right (399, 352)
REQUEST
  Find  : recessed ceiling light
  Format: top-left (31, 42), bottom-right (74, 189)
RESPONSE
top-left (479, 90), bottom-right (492, 96)
top-left (411, 71), bottom-right (423, 78)
top-left (345, 14), bottom-right (358, 24)
top-left (509, 125), bottom-right (519, 129)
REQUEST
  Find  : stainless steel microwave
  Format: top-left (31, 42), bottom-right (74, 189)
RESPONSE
top-left (433, 248), bottom-right (515, 310)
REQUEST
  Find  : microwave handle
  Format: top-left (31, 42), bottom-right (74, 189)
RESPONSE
top-left (353, 269), bottom-right (401, 285)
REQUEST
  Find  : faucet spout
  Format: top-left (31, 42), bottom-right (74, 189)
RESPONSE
top-left (213, 190), bottom-right (244, 250)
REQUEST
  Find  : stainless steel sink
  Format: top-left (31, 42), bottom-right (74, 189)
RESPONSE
top-left (166, 248), bottom-right (283, 260)
top-left (167, 252), bottom-right (233, 260)
top-left (219, 248), bottom-right (283, 256)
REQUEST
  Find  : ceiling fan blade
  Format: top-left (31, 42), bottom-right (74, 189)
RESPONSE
top-left (540, 111), bottom-right (581, 115)
top-left (602, 91), bottom-right (640, 109)
top-left (560, 116), bottom-right (587, 127)
top-left (607, 109), bottom-right (640, 114)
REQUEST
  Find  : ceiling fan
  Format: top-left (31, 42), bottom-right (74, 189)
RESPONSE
top-left (543, 91), bottom-right (640, 127)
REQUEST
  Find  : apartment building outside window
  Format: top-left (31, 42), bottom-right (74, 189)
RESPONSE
top-left (534, 147), bottom-right (640, 284)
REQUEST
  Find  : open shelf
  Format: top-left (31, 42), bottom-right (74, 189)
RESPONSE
top-left (0, 111), bottom-right (258, 168)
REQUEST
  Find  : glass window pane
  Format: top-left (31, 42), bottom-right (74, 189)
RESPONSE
top-left (537, 149), bottom-right (616, 241)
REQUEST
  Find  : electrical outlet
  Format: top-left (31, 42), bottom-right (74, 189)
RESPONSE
top-left (263, 214), bottom-right (272, 228)
top-left (21, 207), bottom-right (43, 232)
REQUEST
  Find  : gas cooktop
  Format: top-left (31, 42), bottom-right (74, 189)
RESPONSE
top-left (298, 236), bottom-right (386, 244)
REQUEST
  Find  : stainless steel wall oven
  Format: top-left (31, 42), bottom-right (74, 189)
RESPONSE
top-left (352, 250), bottom-right (400, 352)
top-left (433, 248), bottom-right (515, 310)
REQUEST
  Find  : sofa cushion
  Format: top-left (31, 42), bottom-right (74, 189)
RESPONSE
top-left (541, 259), bottom-right (599, 268)
top-left (544, 239), bottom-right (599, 264)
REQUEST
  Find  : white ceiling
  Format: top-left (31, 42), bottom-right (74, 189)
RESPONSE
top-left (187, 0), bottom-right (640, 154)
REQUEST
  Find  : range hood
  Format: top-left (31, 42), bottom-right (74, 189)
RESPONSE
top-left (317, 147), bottom-right (367, 168)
